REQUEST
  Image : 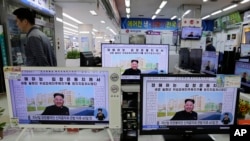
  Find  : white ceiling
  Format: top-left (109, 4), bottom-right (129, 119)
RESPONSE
top-left (54, 0), bottom-right (250, 38)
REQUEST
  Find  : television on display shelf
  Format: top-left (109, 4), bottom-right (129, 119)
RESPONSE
top-left (240, 43), bottom-right (250, 57)
top-left (80, 51), bottom-right (96, 67)
top-left (4, 66), bottom-right (121, 129)
top-left (178, 47), bottom-right (190, 69)
top-left (201, 51), bottom-right (219, 75)
top-left (189, 48), bottom-right (202, 73)
top-left (234, 61), bottom-right (250, 93)
top-left (181, 27), bottom-right (202, 40)
top-left (140, 74), bottom-right (239, 141)
top-left (101, 43), bottom-right (169, 84)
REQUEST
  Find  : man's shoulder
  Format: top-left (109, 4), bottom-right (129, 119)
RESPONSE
top-left (62, 106), bottom-right (69, 110)
top-left (46, 105), bottom-right (56, 109)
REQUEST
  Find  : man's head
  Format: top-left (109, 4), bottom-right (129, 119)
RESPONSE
top-left (184, 99), bottom-right (195, 113)
top-left (53, 93), bottom-right (65, 108)
top-left (131, 60), bottom-right (139, 70)
top-left (98, 108), bottom-right (103, 113)
top-left (243, 72), bottom-right (247, 78)
top-left (13, 8), bottom-right (36, 33)
top-left (224, 113), bottom-right (229, 118)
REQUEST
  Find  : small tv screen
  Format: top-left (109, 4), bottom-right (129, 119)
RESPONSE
top-left (4, 66), bottom-right (121, 128)
top-left (189, 49), bottom-right (202, 72)
top-left (101, 43), bottom-right (169, 83)
top-left (237, 92), bottom-right (250, 125)
top-left (178, 48), bottom-right (190, 69)
top-left (140, 74), bottom-right (238, 135)
top-left (181, 27), bottom-right (202, 40)
top-left (201, 51), bottom-right (219, 75)
top-left (240, 44), bottom-right (250, 57)
top-left (234, 61), bottom-right (250, 90)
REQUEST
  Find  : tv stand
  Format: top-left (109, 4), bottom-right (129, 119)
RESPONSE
top-left (163, 134), bottom-right (215, 141)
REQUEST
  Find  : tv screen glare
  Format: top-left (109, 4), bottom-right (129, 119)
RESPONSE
top-left (140, 74), bottom-right (238, 135)
top-left (201, 51), bottom-right (219, 75)
top-left (240, 44), bottom-right (250, 57)
top-left (181, 27), bottom-right (202, 40)
top-left (234, 61), bottom-right (250, 89)
top-left (189, 49), bottom-right (202, 72)
top-left (4, 66), bottom-right (121, 128)
top-left (101, 43), bottom-right (169, 81)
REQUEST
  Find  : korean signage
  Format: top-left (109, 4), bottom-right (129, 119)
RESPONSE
top-left (221, 11), bottom-right (242, 29)
top-left (121, 18), bottom-right (177, 30)
top-left (19, 0), bottom-right (55, 15)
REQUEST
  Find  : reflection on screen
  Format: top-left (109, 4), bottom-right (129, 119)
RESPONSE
top-left (240, 44), bottom-right (250, 57)
top-left (234, 61), bottom-right (250, 88)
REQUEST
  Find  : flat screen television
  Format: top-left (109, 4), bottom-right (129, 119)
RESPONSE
top-left (178, 48), bottom-right (190, 69)
top-left (201, 51), bottom-right (219, 75)
top-left (140, 74), bottom-right (238, 140)
top-left (4, 66), bottom-right (121, 128)
top-left (189, 48), bottom-right (202, 73)
top-left (240, 43), bottom-right (250, 57)
top-left (80, 51), bottom-right (96, 67)
top-left (234, 61), bottom-right (250, 93)
top-left (237, 92), bottom-right (250, 125)
top-left (101, 43), bottom-right (169, 83)
top-left (181, 27), bottom-right (202, 40)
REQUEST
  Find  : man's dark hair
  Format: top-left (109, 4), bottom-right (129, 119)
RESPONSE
top-left (185, 99), bottom-right (195, 104)
top-left (98, 108), bottom-right (103, 111)
top-left (53, 93), bottom-right (64, 99)
top-left (224, 113), bottom-right (229, 116)
top-left (131, 60), bottom-right (138, 63)
top-left (13, 8), bottom-right (36, 25)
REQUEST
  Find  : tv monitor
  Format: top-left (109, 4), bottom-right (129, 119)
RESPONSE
top-left (237, 92), bottom-right (250, 125)
top-left (101, 43), bottom-right (169, 83)
top-left (240, 44), bottom-right (250, 57)
top-left (80, 51), bottom-right (95, 67)
top-left (234, 61), bottom-right (250, 93)
top-left (4, 66), bottom-right (121, 128)
top-left (178, 48), bottom-right (190, 69)
top-left (201, 51), bottom-right (219, 75)
top-left (181, 27), bottom-right (202, 40)
top-left (140, 74), bottom-right (238, 138)
top-left (189, 49), bottom-right (202, 73)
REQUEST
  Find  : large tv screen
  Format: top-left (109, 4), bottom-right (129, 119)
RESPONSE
top-left (181, 27), bottom-right (202, 40)
top-left (234, 61), bottom-right (250, 91)
top-left (4, 67), bottom-right (121, 128)
top-left (140, 74), bottom-right (238, 135)
top-left (101, 43), bottom-right (169, 83)
top-left (240, 43), bottom-right (250, 57)
top-left (201, 51), bottom-right (219, 75)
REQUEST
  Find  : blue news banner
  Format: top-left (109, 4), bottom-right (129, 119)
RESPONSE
top-left (230, 125), bottom-right (250, 140)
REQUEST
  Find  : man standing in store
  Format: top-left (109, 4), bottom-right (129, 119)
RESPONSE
top-left (13, 8), bottom-right (57, 66)
top-left (205, 38), bottom-right (216, 52)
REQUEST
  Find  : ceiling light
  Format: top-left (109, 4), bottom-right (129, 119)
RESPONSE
top-left (96, 36), bottom-right (103, 39)
top-left (222, 4), bottom-right (237, 11)
top-left (109, 28), bottom-right (117, 35)
top-left (155, 9), bottom-right (161, 15)
top-left (63, 21), bottom-right (78, 29)
top-left (127, 14), bottom-right (130, 18)
top-left (90, 10), bottom-right (97, 16)
top-left (203, 0), bottom-right (208, 2)
top-left (63, 27), bottom-right (78, 32)
top-left (56, 17), bottom-right (63, 23)
top-left (92, 32), bottom-right (95, 35)
top-left (152, 15), bottom-right (157, 20)
top-left (202, 15), bottom-right (210, 20)
top-left (126, 8), bottom-right (130, 13)
top-left (93, 28), bottom-right (98, 32)
top-left (101, 20), bottom-right (106, 23)
top-left (159, 0), bottom-right (167, 9)
top-left (170, 15), bottom-right (177, 20)
top-left (183, 10), bottom-right (191, 16)
top-left (64, 30), bottom-right (77, 35)
top-left (62, 13), bottom-right (83, 24)
top-left (80, 31), bottom-right (90, 34)
top-left (125, 0), bottom-right (130, 7)
top-left (211, 10), bottom-right (222, 15)
top-left (241, 0), bottom-right (250, 4)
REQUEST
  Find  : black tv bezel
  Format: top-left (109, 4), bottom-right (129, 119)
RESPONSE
top-left (140, 74), bottom-right (239, 135)
top-left (181, 27), bottom-right (202, 40)
top-left (101, 43), bottom-right (170, 84)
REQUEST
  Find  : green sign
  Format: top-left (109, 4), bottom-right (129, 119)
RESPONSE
top-left (0, 25), bottom-right (8, 66)
top-left (214, 18), bottom-right (222, 32)
top-left (221, 11), bottom-right (242, 29)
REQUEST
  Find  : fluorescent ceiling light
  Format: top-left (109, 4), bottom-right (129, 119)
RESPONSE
top-left (64, 30), bottom-right (77, 35)
top-left (155, 9), bottom-right (161, 15)
top-left (126, 8), bottom-right (130, 13)
top-left (203, 0), bottom-right (208, 2)
top-left (125, 0), bottom-right (130, 7)
top-left (222, 4), bottom-right (237, 11)
top-left (92, 32), bottom-right (95, 35)
top-left (56, 17), bottom-right (63, 23)
top-left (211, 10), bottom-right (222, 15)
top-left (109, 28), bottom-right (117, 35)
top-left (247, 15), bottom-right (250, 17)
top-left (80, 31), bottom-right (90, 34)
top-left (96, 36), bottom-right (103, 39)
top-left (127, 14), bottom-right (130, 18)
top-left (63, 21), bottom-right (78, 29)
top-left (183, 10), bottom-right (191, 16)
top-left (159, 0), bottom-right (167, 9)
top-left (241, 0), bottom-right (250, 4)
top-left (63, 27), bottom-right (78, 32)
top-left (202, 15), bottom-right (210, 20)
top-left (93, 28), bottom-right (98, 32)
top-left (101, 20), bottom-right (106, 24)
top-left (62, 13), bottom-right (83, 24)
top-left (152, 15), bottom-right (157, 20)
top-left (89, 10), bottom-right (97, 15)
top-left (170, 15), bottom-right (177, 20)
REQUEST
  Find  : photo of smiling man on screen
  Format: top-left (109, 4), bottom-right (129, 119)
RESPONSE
top-left (171, 99), bottom-right (198, 120)
top-left (123, 60), bottom-right (141, 75)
